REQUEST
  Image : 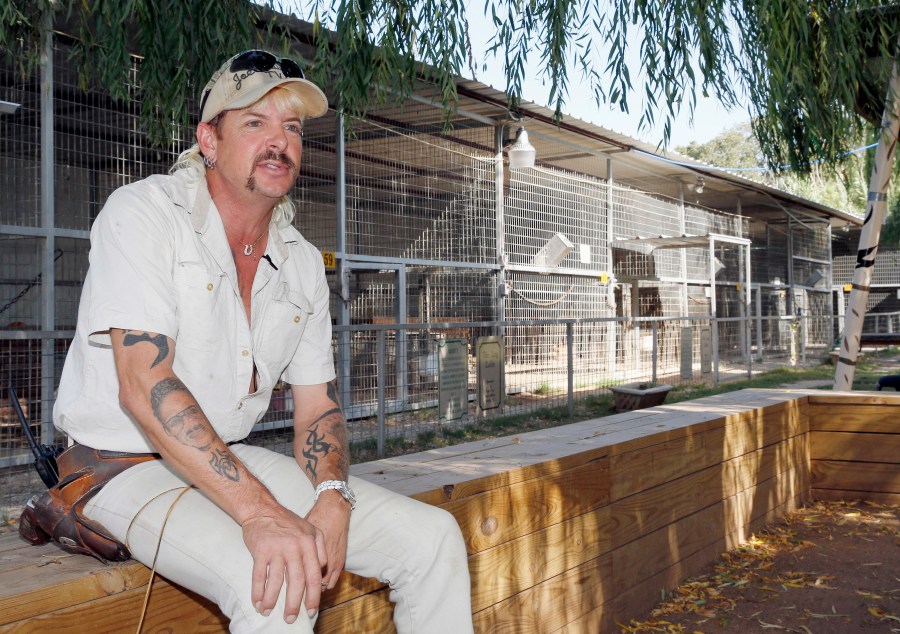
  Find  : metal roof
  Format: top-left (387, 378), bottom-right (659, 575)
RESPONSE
top-left (429, 78), bottom-right (863, 230)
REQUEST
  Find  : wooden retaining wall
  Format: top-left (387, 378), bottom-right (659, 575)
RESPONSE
top-left (808, 393), bottom-right (900, 505)
top-left (1, 389), bottom-right (897, 633)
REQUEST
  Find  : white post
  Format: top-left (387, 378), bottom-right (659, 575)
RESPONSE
top-left (834, 68), bottom-right (900, 390)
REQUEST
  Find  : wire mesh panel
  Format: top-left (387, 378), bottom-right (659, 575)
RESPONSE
top-left (834, 248), bottom-right (900, 287)
top-left (293, 113), bottom-right (338, 250)
top-left (343, 107), bottom-right (496, 263)
top-left (752, 220), bottom-right (790, 286)
top-left (53, 45), bottom-right (192, 232)
top-left (504, 164), bottom-right (607, 272)
top-left (0, 236), bottom-right (41, 328)
top-left (0, 64), bottom-right (40, 229)
top-left (54, 237), bottom-right (88, 329)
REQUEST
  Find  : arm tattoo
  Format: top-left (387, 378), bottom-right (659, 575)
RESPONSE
top-left (209, 448), bottom-right (240, 481)
top-left (150, 377), bottom-right (190, 421)
top-left (148, 378), bottom-right (240, 483)
top-left (299, 380), bottom-right (349, 479)
top-left (326, 380), bottom-right (342, 407)
top-left (301, 421), bottom-right (349, 480)
top-left (123, 331), bottom-right (169, 368)
top-left (161, 405), bottom-right (214, 451)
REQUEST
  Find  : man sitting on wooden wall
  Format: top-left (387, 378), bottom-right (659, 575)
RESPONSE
top-left (53, 50), bottom-right (473, 633)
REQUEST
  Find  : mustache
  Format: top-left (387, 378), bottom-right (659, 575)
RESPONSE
top-left (254, 150), bottom-right (296, 171)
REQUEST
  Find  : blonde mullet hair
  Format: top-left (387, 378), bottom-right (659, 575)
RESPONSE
top-left (171, 86), bottom-right (310, 229)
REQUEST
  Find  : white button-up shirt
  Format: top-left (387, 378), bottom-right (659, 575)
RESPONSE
top-left (54, 169), bottom-right (335, 453)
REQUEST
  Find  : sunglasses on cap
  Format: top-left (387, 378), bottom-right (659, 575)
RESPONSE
top-left (229, 50), bottom-right (305, 79)
top-left (199, 51), bottom-right (307, 120)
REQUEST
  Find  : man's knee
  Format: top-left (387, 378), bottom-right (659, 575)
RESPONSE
top-left (418, 505), bottom-right (469, 564)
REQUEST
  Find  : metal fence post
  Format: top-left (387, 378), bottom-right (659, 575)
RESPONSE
top-left (712, 318), bottom-right (720, 385)
top-left (756, 288), bottom-right (764, 362)
top-left (376, 329), bottom-right (386, 458)
top-left (39, 19), bottom-right (57, 446)
top-left (801, 315), bottom-right (807, 365)
top-left (567, 321), bottom-right (574, 418)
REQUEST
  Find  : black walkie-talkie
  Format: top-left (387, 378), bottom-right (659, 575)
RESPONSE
top-left (7, 386), bottom-right (62, 488)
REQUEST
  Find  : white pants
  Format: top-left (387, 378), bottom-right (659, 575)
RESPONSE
top-left (84, 444), bottom-right (474, 633)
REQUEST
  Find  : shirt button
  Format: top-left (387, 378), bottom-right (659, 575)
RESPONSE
top-left (207, 283), bottom-right (214, 291)
top-left (294, 315), bottom-right (301, 323)
top-left (241, 349), bottom-right (250, 357)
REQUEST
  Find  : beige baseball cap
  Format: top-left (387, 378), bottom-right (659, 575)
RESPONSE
top-left (199, 50), bottom-right (329, 122)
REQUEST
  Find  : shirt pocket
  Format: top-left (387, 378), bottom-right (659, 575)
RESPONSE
top-left (173, 262), bottom-right (229, 350)
top-left (257, 283), bottom-right (312, 373)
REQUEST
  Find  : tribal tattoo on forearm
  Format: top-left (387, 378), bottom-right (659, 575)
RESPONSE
top-left (209, 448), bottom-right (240, 481)
top-left (122, 330), bottom-right (169, 368)
top-left (301, 382), bottom-right (349, 479)
top-left (149, 377), bottom-right (239, 481)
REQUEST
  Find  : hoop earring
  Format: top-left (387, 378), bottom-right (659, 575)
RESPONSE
top-left (202, 155), bottom-right (216, 169)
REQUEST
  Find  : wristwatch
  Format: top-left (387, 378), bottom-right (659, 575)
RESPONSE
top-left (315, 480), bottom-right (357, 510)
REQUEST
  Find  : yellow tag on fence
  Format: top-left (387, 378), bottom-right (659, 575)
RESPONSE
top-left (322, 251), bottom-right (336, 269)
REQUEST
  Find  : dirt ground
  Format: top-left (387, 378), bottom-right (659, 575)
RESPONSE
top-left (620, 500), bottom-right (900, 634)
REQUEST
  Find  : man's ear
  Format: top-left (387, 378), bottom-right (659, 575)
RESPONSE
top-left (196, 122), bottom-right (217, 159)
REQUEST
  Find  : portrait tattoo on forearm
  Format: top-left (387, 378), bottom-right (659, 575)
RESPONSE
top-left (123, 330), bottom-right (169, 368)
top-left (161, 405), bottom-right (214, 451)
top-left (150, 377), bottom-right (189, 421)
top-left (148, 377), bottom-right (239, 482)
top-left (209, 448), bottom-right (240, 481)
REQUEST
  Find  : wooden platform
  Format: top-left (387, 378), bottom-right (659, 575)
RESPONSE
top-left (1, 388), bottom-right (897, 633)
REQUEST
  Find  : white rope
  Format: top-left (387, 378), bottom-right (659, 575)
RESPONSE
top-left (507, 282), bottom-right (576, 307)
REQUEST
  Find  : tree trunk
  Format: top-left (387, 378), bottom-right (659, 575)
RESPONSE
top-left (833, 68), bottom-right (900, 391)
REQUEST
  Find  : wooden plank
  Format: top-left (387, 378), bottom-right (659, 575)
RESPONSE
top-left (356, 392), bottom-right (809, 505)
top-left (468, 507), bottom-right (612, 613)
top-left (811, 488), bottom-right (900, 505)
top-left (0, 547), bottom-right (150, 623)
top-left (608, 435), bottom-right (808, 548)
top-left (370, 445), bottom-right (612, 507)
top-left (811, 460), bottom-right (900, 494)
top-left (610, 405), bottom-right (806, 502)
top-left (0, 578), bottom-right (227, 633)
top-left (442, 458), bottom-right (610, 555)
top-left (611, 467), bottom-right (806, 594)
top-left (0, 534), bottom-right (376, 622)
top-left (808, 391), bottom-right (900, 406)
top-left (485, 465), bottom-right (806, 634)
top-left (809, 403), bottom-right (900, 433)
top-left (810, 431), bottom-right (900, 463)
top-left (603, 399), bottom-right (799, 459)
top-left (316, 588), bottom-right (395, 634)
top-left (471, 553), bottom-right (613, 634)
top-left (556, 493), bottom-right (805, 634)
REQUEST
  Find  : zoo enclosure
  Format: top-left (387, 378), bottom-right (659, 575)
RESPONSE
top-left (1, 37), bottom-right (845, 515)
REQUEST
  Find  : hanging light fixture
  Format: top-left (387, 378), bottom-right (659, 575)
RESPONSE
top-left (506, 126), bottom-right (536, 169)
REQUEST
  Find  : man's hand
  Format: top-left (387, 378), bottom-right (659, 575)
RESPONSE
top-left (242, 506), bottom-right (328, 623)
top-left (306, 493), bottom-right (352, 589)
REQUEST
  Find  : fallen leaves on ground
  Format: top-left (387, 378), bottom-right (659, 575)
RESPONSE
top-left (620, 500), bottom-right (900, 633)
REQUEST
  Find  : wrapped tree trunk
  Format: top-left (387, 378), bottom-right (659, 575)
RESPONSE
top-left (834, 69), bottom-right (900, 391)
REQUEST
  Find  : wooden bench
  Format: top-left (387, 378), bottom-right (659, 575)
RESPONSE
top-left (1, 389), bottom-right (898, 632)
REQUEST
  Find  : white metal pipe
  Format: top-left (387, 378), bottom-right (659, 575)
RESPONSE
top-left (40, 16), bottom-right (56, 446)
